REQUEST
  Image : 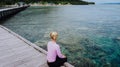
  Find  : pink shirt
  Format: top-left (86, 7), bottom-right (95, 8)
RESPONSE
top-left (47, 41), bottom-right (64, 62)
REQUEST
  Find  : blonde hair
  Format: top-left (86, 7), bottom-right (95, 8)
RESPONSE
top-left (50, 32), bottom-right (58, 40)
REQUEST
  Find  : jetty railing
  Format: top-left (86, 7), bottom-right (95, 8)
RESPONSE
top-left (0, 5), bottom-right (29, 20)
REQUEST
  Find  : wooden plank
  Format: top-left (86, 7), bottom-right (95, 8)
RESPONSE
top-left (21, 55), bottom-right (47, 67)
top-left (0, 48), bottom-right (37, 65)
top-left (2, 51), bottom-right (46, 67)
top-left (0, 43), bottom-right (28, 57)
top-left (0, 41), bottom-right (27, 55)
top-left (0, 45), bottom-right (31, 59)
top-left (39, 63), bottom-right (49, 67)
top-left (0, 38), bottom-right (23, 47)
top-left (0, 31), bottom-right (11, 35)
top-left (0, 27), bottom-right (8, 33)
top-left (15, 64), bottom-right (27, 67)
top-left (22, 54), bottom-right (46, 66)
top-left (2, 55), bottom-right (45, 67)
top-left (0, 34), bottom-right (14, 40)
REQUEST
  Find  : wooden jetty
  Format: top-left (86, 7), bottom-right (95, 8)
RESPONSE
top-left (0, 6), bottom-right (29, 20)
top-left (0, 25), bottom-right (74, 67)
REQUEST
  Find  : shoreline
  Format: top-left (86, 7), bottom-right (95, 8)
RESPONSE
top-left (29, 3), bottom-right (72, 7)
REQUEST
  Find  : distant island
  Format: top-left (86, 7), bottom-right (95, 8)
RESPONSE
top-left (103, 3), bottom-right (120, 5)
top-left (0, 0), bottom-right (95, 7)
top-left (36, 0), bottom-right (95, 5)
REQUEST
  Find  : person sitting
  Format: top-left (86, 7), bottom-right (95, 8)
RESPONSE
top-left (47, 32), bottom-right (67, 67)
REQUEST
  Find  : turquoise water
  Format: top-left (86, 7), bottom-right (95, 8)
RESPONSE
top-left (1, 5), bottom-right (120, 67)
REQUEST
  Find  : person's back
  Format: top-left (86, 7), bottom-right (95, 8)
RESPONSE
top-left (47, 32), bottom-right (67, 67)
top-left (47, 41), bottom-right (58, 62)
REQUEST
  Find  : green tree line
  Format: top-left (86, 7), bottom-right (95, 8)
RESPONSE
top-left (0, 0), bottom-right (95, 6)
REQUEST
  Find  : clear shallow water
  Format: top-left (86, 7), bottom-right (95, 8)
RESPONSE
top-left (1, 5), bottom-right (120, 67)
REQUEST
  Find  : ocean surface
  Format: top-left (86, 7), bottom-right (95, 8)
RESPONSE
top-left (1, 4), bottom-right (120, 67)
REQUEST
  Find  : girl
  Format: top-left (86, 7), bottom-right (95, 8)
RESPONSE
top-left (47, 32), bottom-right (67, 67)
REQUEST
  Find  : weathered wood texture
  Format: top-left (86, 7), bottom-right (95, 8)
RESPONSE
top-left (0, 25), bottom-right (74, 67)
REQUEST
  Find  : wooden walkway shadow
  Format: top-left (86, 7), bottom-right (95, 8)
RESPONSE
top-left (0, 25), bottom-right (74, 67)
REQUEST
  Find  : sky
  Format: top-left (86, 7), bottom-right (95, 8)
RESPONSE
top-left (84, 0), bottom-right (120, 3)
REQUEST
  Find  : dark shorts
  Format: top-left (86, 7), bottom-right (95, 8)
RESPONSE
top-left (47, 56), bottom-right (67, 67)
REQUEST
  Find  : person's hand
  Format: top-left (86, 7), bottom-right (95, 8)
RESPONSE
top-left (62, 54), bottom-right (66, 58)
